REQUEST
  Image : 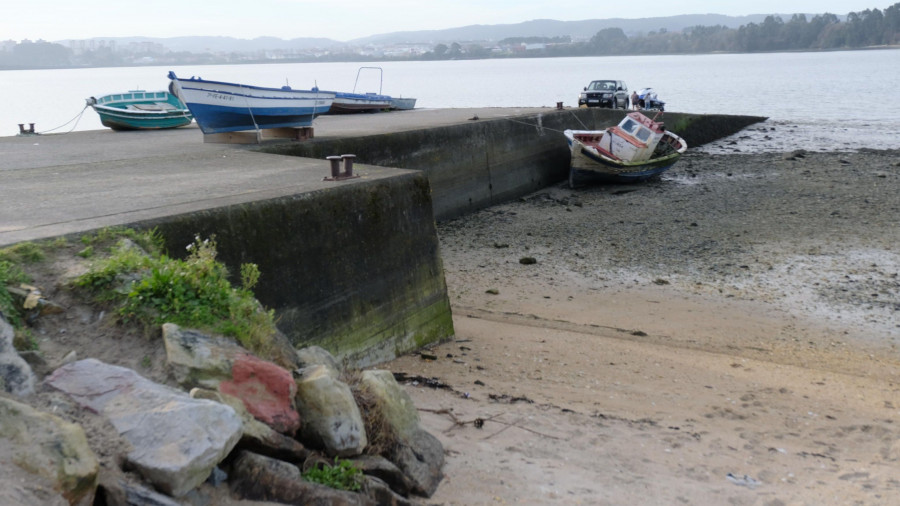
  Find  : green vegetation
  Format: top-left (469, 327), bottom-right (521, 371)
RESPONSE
top-left (0, 242), bottom-right (42, 327)
top-left (72, 229), bottom-right (278, 355)
top-left (1, 228), bottom-right (279, 357)
top-left (301, 458), bottom-right (364, 492)
top-left (13, 328), bottom-right (39, 352)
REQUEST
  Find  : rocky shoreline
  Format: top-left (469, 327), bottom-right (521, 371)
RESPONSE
top-left (2, 279), bottom-right (444, 504)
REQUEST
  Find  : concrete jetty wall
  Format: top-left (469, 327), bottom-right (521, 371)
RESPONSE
top-left (262, 108), bottom-right (766, 221)
top-left (137, 171), bottom-right (453, 368)
top-left (2, 108), bottom-right (765, 368)
top-left (139, 108), bottom-right (765, 366)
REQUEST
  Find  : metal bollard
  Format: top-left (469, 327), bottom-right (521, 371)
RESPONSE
top-left (18, 124), bottom-right (25, 134)
top-left (326, 156), bottom-right (342, 178)
top-left (341, 154), bottom-right (356, 177)
top-left (29, 123), bottom-right (35, 133)
top-left (556, 102), bottom-right (563, 110)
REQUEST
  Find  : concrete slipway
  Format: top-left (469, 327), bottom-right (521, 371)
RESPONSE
top-left (0, 107), bottom-right (765, 366)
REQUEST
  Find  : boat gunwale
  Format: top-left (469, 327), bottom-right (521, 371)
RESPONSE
top-left (91, 106), bottom-right (192, 118)
top-left (172, 76), bottom-right (334, 98)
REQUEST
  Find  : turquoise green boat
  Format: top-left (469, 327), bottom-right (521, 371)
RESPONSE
top-left (86, 90), bottom-right (193, 130)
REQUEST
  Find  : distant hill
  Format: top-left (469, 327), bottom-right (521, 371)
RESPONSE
top-left (349, 14), bottom-right (809, 44)
top-left (60, 13), bottom-right (832, 51)
top-left (59, 35), bottom-right (346, 53)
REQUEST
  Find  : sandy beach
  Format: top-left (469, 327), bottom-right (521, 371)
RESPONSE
top-left (383, 148), bottom-right (900, 505)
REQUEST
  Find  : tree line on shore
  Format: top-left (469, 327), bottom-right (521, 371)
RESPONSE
top-left (435, 3), bottom-right (900, 59)
top-left (2, 3), bottom-right (898, 70)
top-left (572, 5), bottom-right (900, 56)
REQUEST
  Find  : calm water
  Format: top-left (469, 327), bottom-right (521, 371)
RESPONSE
top-left (2, 50), bottom-right (899, 151)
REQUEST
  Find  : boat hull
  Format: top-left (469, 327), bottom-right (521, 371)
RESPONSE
top-left (389, 97), bottom-right (417, 110)
top-left (88, 91), bottom-right (193, 131)
top-left (327, 92), bottom-right (392, 114)
top-left (94, 110), bottom-right (193, 131)
top-left (565, 128), bottom-right (687, 186)
top-left (168, 72), bottom-right (334, 134)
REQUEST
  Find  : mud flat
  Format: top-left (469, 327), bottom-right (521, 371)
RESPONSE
top-left (383, 148), bottom-right (900, 505)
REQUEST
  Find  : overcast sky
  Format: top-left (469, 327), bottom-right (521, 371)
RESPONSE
top-left (3, 0), bottom-right (890, 42)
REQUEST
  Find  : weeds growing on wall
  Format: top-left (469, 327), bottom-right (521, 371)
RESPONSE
top-left (73, 229), bottom-right (278, 355)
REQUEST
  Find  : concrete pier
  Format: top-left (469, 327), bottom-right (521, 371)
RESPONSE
top-left (0, 107), bottom-right (765, 365)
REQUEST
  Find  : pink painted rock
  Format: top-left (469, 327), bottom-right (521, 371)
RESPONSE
top-left (219, 353), bottom-right (300, 436)
top-left (164, 323), bottom-right (301, 436)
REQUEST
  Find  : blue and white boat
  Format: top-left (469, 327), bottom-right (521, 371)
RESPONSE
top-left (389, 97), bottom-right (417, 111)
top-left (167, 71), bottom-right (334, 134)
top-left (328, 91), bottom-right (393, 114)
top-left (86, 90), bottom-right (193, 131)
top-left (323, 66), bottom-right (413, 114)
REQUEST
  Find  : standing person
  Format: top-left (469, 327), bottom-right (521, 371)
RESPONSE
top-left (639, 88), bottom-right (653, 109)
top-left (631, 91), bottom-right (639, 110)
top-left (646, 89), bottom-right (658, 109)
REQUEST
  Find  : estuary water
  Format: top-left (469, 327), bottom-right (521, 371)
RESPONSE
top-left (2, 49), bottom-right (899, 152)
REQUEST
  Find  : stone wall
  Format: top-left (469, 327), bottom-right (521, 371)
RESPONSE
top-left (140, 171), bottom-right (453, 368)
top-left (132, 109), bottom-right (764, 367)
top-left (262, 108), bottom-right (766, 221)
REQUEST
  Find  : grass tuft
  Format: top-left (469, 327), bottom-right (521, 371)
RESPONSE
top-left (73, 230), bottom-right (279, 355)
top-left (301, 458), bottom-right (364, 492)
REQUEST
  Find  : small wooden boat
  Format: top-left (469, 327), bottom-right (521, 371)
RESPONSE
top-left (86, 90), bottom-right (193, 130)
top-left (389, 97), bottom-right (417, 111)
top-left (564, 111), bottom-right (687, 187)
top-left (167, 71), bottom-right (334, 134)
top-left (324, 66), bottom-right (416, 114)
top-left (324, 67), bottom-right (394, 114)
top-left (328, 91), bottom-right (393, 114)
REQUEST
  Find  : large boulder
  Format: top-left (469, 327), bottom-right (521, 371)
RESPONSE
top-left (190, 387), bottom-right (310, 464)
top-left (229, 450), bottom-right (372, 505)
top-left (359, 370), bottom-right (444, 497)
top-left (358, 370), bottom-right (420, 438)
top-left (96, 478), bottom-right (181, 506)
top-left (349, 455), bottom-right (414, 498)
top-left (163, 323), bottom-right (300, 435)
top-left (295, 365), bottom-right (367, 457)
top-left (391, 428), bottom-right (444, 497)
top-left (45, 358), bottom-right (242, 497)
top-left (0, 396), bottom-right (99, 505)
top-left (296, 345), bottom-right (342, 378)
top-left (0, 315), bottom-right (35, 397)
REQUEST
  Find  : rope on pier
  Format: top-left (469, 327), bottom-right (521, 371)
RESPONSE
top-left (38, 104), bottom-right (90, 135)
top-left (503, 109), bottom-right (588, 134)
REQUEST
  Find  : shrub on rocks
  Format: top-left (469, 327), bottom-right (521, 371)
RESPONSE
top-left (72, 231), bottom-right (280, 358)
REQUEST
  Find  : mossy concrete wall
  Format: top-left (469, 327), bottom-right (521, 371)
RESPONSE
top-left (262, 109), bottom-right (766, 221)
top-left (139, 171), bottom-right (452, 368)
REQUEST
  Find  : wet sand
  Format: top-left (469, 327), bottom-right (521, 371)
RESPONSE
top-left (382, 148), bottom-right (900, 505)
